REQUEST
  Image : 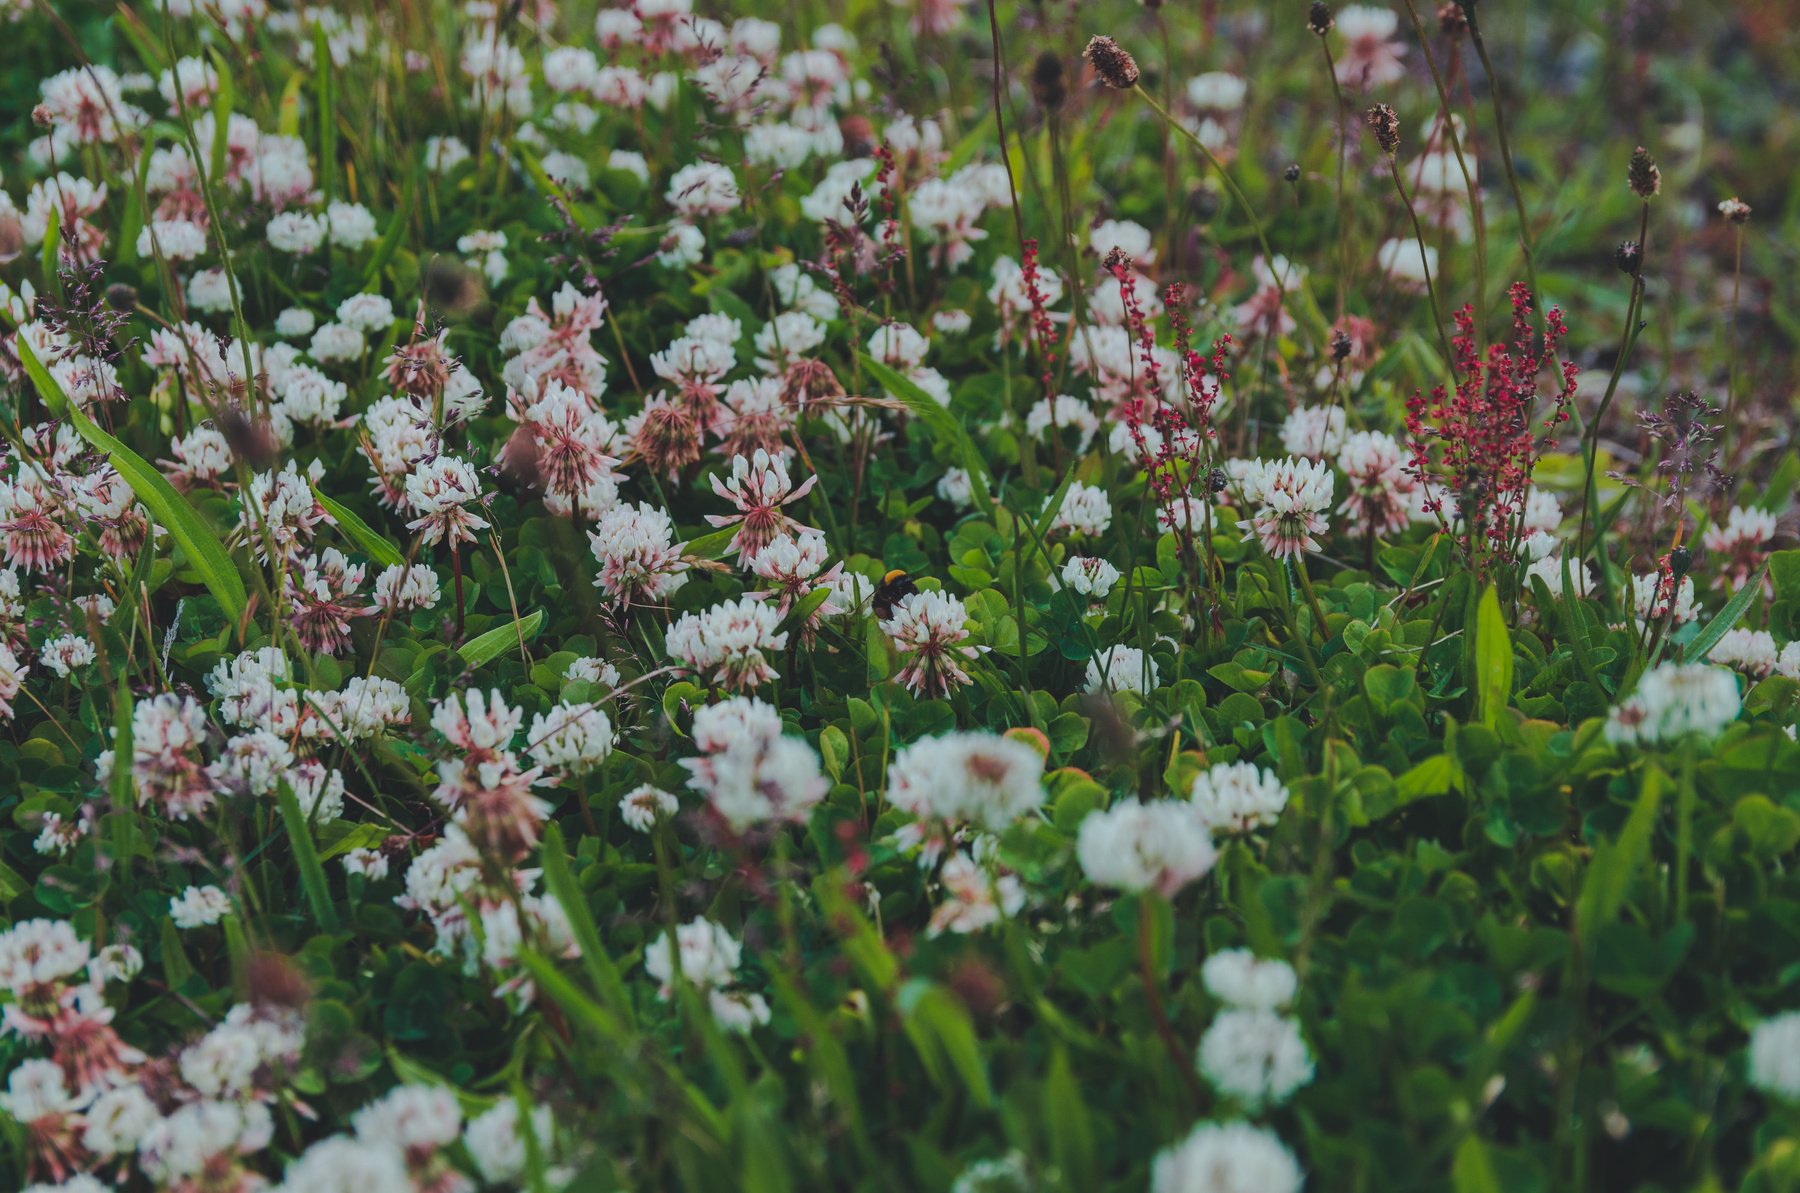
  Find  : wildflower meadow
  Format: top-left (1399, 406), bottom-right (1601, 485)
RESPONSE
top-left (1, 0), bottom-right (1798, 1189)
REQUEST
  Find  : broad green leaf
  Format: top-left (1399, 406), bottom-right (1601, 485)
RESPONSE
top-left (1474, 584), bottom-right (1512, 728)
top-left (460, 610), bottom-right (545, 668)
top-left (1577, 763), bottom-right (1663, 935)
top-left (1683, 562), bottom-right (1767, 663)
top-left (1452, 1135), bottom-right (1504, 1193)
top-left (898, 981), bottom-right (993, 1108)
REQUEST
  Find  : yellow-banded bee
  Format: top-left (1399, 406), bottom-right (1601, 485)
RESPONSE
top-left (870, 569), bottom-right (919, 622)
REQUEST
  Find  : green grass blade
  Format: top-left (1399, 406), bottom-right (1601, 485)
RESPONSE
top-left (311, 485), bottom-right (405, 567)
top-left (858, 353), bottom-right (992, 511)
top-left (276, 780), bottom-right (339, 930)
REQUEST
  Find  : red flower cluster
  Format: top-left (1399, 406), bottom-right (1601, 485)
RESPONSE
top-left (1019, 237), bottom-right (1060, 403)
top-left (1404, 283), bottom-right (1578, 554)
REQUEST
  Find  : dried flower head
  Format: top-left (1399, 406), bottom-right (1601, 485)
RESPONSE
top-left (1718, 197), bottom-right (1752, 224)
top-left (1614, 239), bottom-right (1642, 275)
top-left (1084, 36), bottom-right (1140, 90)
top-left (1308, 1), bottom-right (1335, 35)
top-left (1438, 2), bottom-right (1468, 36)
top-left (1364, 104), bottom-right (1401, 155)
top-left (1628, 146), bottom-right (1660, 200)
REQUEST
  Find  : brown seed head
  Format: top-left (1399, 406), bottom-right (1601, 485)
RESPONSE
top-left (1031, 50), bottom-right (1067, 111)
top-left (1438, 2), bottom-right (1468, 36)
top-left (1365, 104), bottom-right (1401, 155)
top-left (1308, 1), bottom-right (1335, 34)
top-left (1613, 239), bottom-right (1642, 275)
top-left (1628, 146), bottom-right (1660, 200)
top-left (1084, 35), bottom-right (1140, 90)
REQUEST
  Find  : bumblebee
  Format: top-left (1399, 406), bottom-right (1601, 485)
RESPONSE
top-left (870, 569), bottom-right (919, 622)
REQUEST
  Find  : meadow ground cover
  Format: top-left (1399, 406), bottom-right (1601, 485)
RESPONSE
top-left (0, 0), bottom-right (1798, 1189)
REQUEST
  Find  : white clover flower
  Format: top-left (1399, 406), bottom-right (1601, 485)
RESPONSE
top-left (666, 161), bottom-right (740, 217)
top-left (1525, 552), bottom-right (1594, 600)
top-left (526, 702), bottom-right (613, 775)
top-left (137, 218), bottom-right (208, 261)
top-left (325, 200), bottom-right (380, 249)
top-left (39, 633), bottom-right (96, 678)
top-left (351, 1084), bottom-right (461, 1151)
top-left (1062, 555), bottom-right (1121, 598)
top-left (267, 211), bottom-right (326, 254)
top-left (1077, 798), bottom-right (1217, 897)
top-left (309, 321), bottom-right (364, 363)
top-left (1630, 571), bottom-right (1697, 624)
top-left (373, 563), bottom-right (441, 611)
top-left (1189, 761), bottom-right (1290, 834)
top-left (170, 885), bottom-right (232, 928)
top-left (335, 292), bottom-right (395, 334)
top-left (1186, 71), bottom-right (1247, 111)
top-left (1377, 237), bottom-right (1437, 291)
top-left (656, 222), bottom-right (705, 268)
top-left (0, 918), bottom-right (90, 994)
top-left (887, 732), bottom-right (1045, 852)
top-left (1279, 405), bottom-right (1347, 459)
top-left (1197, 1008), bottom-right (1315, 1107)
top-left (1051, 481), bottom-right (1113, 536)
top-left (83, 1083), bottom-right (161, 1156)
top-left (342, 848), bottom-right (389, 880)
top-left (1749, 1011), bottom-right (1800, 1099)
top-left (186, 268), bottom-right (233, 312)
top-left (645, 917), bottom-right (742, 995)
top-left (1710, 628), bottom-right (1780, 678)
top-left (681, 697), bottom-right (825, 830)
top-left (0, 1059), bottom-right (83, 1123)
top-left (88, 943), bottom-right (142, 987)
top-left (464, 1099), bottom-right (555, 1185)
top-left (1086, 644), bottom-right (1158, 695)
top-left (1605, 662), bottom-right (1740, 747)
top-left (1202, 949), bottom-right (1299, 1010)
top-left (275, 307), bottom-right (316, 338)
top-left (620, 784), bottom-right (679, 832)
top-left (666, 596), bottom-right (789, 691)
top-left (277, 1134), bottom-right (409, 1192)
top-left (1151, 1121), bottom-right (1304, 1193)
top-left (937, 468), bottom-right (974, 509)
top-left (1237, 457), bottom-right (1334, 559)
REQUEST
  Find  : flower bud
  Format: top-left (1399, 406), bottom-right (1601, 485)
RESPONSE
top-left (1308, 2), bottom-right (1335, 35)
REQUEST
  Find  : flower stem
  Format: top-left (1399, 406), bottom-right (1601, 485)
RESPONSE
top-left (1137, 895), bottom-right (1204, 1107)
top-left (1674, 752), bottom-right (1695, 928)
top-left (1131, 85), bottom-right (1290, 322)
top-left (1385, 157), bottom-right (1457, 371)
